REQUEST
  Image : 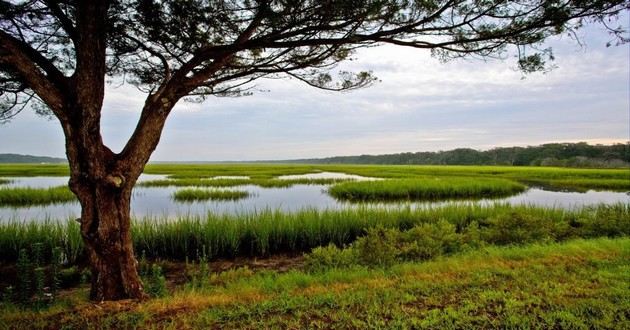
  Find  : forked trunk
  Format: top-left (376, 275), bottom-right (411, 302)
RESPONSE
top-left (73, 179), bottom-right (146, 301)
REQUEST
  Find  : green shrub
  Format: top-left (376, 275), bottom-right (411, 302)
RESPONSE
top-left (481, 212), bottom-right (555, 245)
top-left (400, 220), bottom-right (464, 260)
top-left (16, 249), bottom-right (31, 304)
top-left (145, 264), bottom-right (167, 298)
top-left (304, 244), bottom-right (358, 271)
top-left (353, 226), bottom-right (401, 267)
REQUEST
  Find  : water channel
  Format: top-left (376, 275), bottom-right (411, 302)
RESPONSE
top-left (1, 172), bottom-right (628, 222)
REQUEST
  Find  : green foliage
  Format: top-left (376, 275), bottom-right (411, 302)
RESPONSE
top-left (16, 249), bottom-right (31, 304)
top-left (11, 245), bottom-right (65, 306)
top-left (400, 220), bottom-right (464, 260)
top-left (139, 177), bottom-right (352, 189)
top-left (481, 211), bottom-right (557, 245)
top-left (304, 244), bottom-right (359, 271)
top-left (1, 203), bottom-right (629, 264)
top-left (292, 142), bottom-right (630, 167)
top-left (7, 238), bottom-right (627, 329)
top-left (172, 188), bottom-right (250, 202)
top-left (0, 186), bottom-right (76, 206)
top-left (304, 204), bottom-right (630, 270)
top-left (328, 177), bottom-right (527, 201)
top-left (353, 226), bottom-right (401, 266)
top-left (144, 264), bottom-right (167, 298)
top-left (50, 247), bottom-right (62, 296)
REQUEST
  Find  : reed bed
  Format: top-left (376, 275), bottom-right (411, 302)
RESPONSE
top-left (1, 203), bottom-right (628, 264)
top-left (139, 177), bottom-right (352, 188)
top-left (173, 189), bottom-right (250, 202)
top-left (328, 177), bottom-right (526, 201)
top-left (0, 186), bottom-right (76, 206)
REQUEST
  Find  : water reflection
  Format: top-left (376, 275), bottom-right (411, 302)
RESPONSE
top-left (0, 175), bottom-right (628, 222)
top-left (277, 171), bottom-right (379, 181)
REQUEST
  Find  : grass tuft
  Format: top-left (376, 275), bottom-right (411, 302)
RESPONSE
top-left (173, 188), bottom-right (250, 202)
top-left (0, 186), bottom-right (76, 206)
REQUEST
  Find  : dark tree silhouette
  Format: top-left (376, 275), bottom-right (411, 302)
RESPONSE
top-left (0, 0), bottom-right (627, 301)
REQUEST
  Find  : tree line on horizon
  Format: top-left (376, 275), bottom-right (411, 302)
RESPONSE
top-left (288, 142), bottom-right (630, 167)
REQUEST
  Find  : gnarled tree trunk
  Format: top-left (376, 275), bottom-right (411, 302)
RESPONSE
top-left (71, 177), bottom-right (144, 300)
top-left (65, 134), bottom-right (147, 300)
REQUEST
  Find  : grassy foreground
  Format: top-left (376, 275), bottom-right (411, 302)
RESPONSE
top-left (1, 237), bottom-right (628, 329)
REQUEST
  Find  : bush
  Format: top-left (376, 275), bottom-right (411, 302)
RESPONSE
top-left (481, 212), bottom-right (555, 245)
top-left (400, 220), bottom-right (464, 260)
top-left (145, 264), bottom-right (167, 298)
top-left (353, 226), bottom-right (401, 267)
top-left (304, 244), bottom-right (358, 271)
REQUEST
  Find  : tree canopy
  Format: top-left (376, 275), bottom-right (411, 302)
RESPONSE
top-left (1, 0), bottom-right (627, 122)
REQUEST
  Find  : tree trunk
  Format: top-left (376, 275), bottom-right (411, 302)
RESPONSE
top-left (73, 178), bottom-right (146, 301)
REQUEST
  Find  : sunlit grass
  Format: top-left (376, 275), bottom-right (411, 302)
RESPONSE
top-left (328, 177), bottom-right (526, 201)
top-left (0, 186), bottom-right (76, 206)
top-left (2, 238), bottom-right (628, 329)
top-left (139, 177), bottom-right (352, 188)
top-left (173, 188), bottom-right (250, 202)
top-left (2, 163), bottom-right (628, 191)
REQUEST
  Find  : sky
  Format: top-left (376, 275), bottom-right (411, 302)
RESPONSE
top-left (1, 20), bottom-right (629, 161)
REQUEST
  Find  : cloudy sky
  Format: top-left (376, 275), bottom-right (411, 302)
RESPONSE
top-left (1, 21), bottom-right (628, 161)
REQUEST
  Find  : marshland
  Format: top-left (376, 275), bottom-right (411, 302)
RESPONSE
top-left (0, 163), bottom-right (629, 328)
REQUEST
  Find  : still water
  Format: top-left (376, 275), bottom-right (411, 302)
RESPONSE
top-left (1, 173), bottom-right (628, 222)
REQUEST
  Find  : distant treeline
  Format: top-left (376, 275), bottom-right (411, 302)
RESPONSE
top-left (289, 143), bottom-right (630, 167)
top-left (0, 153), bottom-right (66, 164)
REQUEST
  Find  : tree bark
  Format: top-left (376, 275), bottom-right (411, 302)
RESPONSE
top-left (62, 99), bottom-right (151, 300)
top-left (68, 157), bottom-right (147, 301)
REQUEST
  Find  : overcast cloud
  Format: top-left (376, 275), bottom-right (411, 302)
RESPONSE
top-left (1, 21), bottom-right (628, 161)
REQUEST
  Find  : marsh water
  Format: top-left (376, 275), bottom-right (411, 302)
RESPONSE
top-left (1, 172), bottom-right (628, 222)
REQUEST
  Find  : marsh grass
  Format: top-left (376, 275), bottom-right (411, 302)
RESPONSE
top-left (526, 178), bottom-right (630, 192)
top-left (0, 186), bottom-right (76, 206)
top-left (2, 163), bottom-right (629, 191)
top-left (173, 189), bottom-right (250, 202)
top-left (328, 177), bottom-right (526, 201)
top-left (139, 177), bottom-right (352, 188)
top-left (1, 203), bottom-right (627, 264)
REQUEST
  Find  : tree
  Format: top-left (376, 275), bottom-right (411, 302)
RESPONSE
top-left (0, 0), bottom-right (626, 301)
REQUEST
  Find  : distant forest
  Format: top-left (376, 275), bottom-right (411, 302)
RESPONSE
top-left (0, 154), bottom-right (66, 164)
top-left (289, 143), bottom-right (630, 168)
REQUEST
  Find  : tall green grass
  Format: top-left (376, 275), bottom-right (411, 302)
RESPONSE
top-left (173, 189), bottom-right (250, 202)
top-left (328, 177), bottom-right (526, 201)
top-left (0, 186), bottom-right (76, 206)
top-left (139, 177), bottom-right (352, 188)
top-left (1, 203), bottom-right (628, 264)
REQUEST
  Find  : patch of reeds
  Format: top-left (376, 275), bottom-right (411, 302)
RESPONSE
top-left (0, 186), bottom-right (76, 206)
top-left (138, 177), bottom-right (352, 188)
top-left (0, 203), bottom-right (628, 264)
top-left (173, 189), bottom-right (250, 202)
top-left (328, 177), bottom-right (526, 201)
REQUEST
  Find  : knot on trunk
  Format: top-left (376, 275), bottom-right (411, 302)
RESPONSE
top-left (104, 174), bottom-right (125, 188)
